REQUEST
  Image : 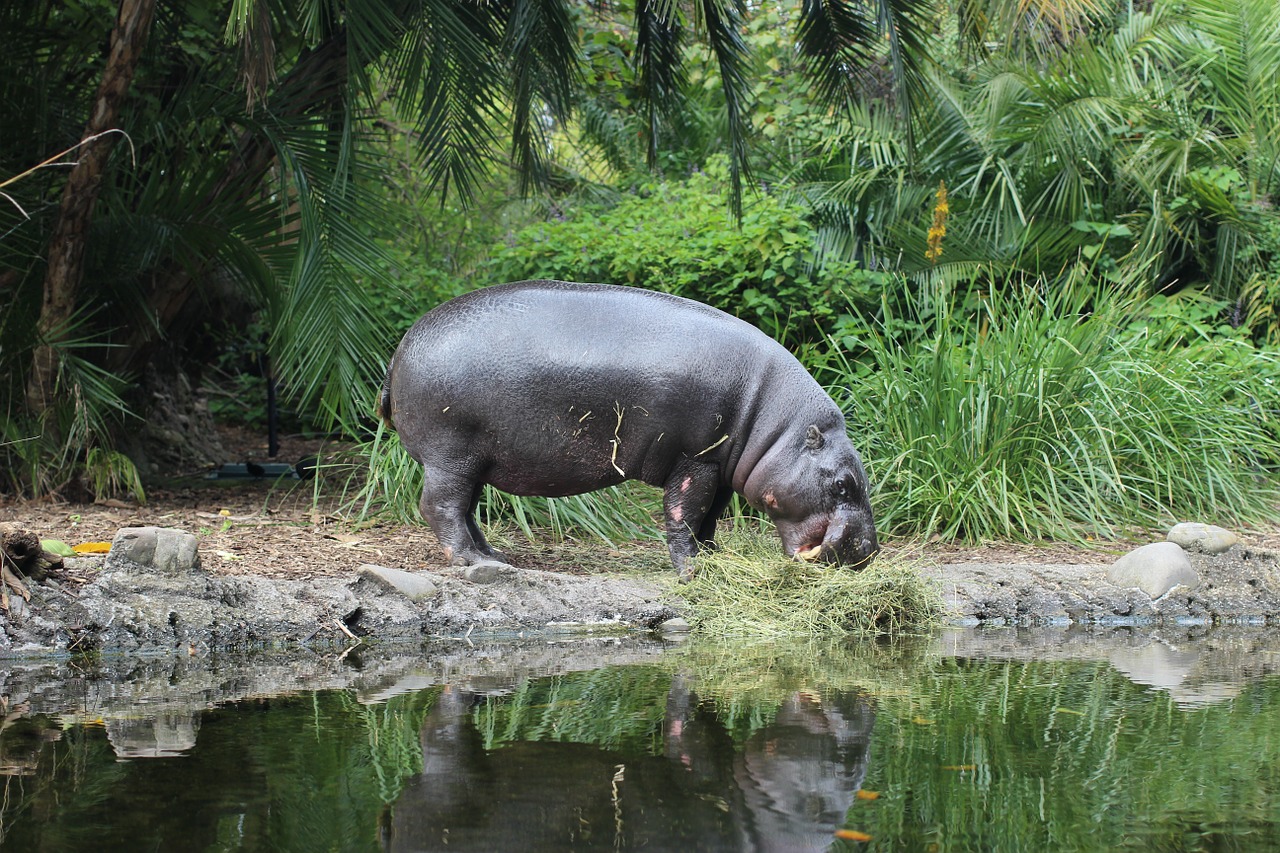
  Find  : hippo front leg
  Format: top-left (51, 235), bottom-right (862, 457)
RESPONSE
top-left (663, 460), bottom-right (727, 582)
top-left (419, 463), bottom-right (507, 566)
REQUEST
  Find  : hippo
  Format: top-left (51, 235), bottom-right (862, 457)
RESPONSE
top-left (378, 280), bottom-right (877, 579)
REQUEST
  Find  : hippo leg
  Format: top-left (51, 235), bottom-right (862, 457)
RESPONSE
top-left (663, 461), bottom-right (723, 582)
top-left (419, 463), bottom-right (504, 566)
top-left (695, 487), bottom-right (733, 551)
top-left (464, 483), bottom-right (509, 563)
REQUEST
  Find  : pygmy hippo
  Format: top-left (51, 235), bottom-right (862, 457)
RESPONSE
top-left (378, 280), bottom-right (878, 579)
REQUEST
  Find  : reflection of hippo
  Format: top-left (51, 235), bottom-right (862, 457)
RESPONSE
top-left (379, 281), bottom-right (878, 578)
top-left (389, 677), bottom-right (876, 852)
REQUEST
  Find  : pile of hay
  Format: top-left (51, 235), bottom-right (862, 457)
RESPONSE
top-left (679, 528), bottom-right (944, 636)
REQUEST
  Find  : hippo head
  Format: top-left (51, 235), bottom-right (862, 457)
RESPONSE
top-left (752, 423), bottom-right (878, 569)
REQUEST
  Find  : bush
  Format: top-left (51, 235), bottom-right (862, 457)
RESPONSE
top-left (489, 161), bottom-right (883, 352)
top-left (831, 281), bottom-right (1280, 542)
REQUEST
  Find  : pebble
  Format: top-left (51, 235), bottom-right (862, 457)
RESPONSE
top-left (1167, 522), bottom-right (1239, 555)
top-left (463, 561), bottom-right (506, 584)
top-left (357, 564), bottom-right (438, 602)
top-left (105, 527), bottom-right (202, 575)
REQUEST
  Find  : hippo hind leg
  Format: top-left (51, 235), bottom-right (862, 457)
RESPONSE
top-left (419, 463), bottom-right (507, 566)
top-left (464, 483), bottom-right (508, 563)
top-left (662, 461), bottom-right (726, 582)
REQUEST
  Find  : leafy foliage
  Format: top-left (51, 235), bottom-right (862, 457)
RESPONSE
top-left (490, 161), bottom-right (884, 350)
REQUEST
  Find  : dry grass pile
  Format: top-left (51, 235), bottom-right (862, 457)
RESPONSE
top-left (680, 527), bottom-right (944, 636)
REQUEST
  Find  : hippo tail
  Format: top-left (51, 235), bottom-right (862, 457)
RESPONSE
top-left (376, 362), bottom-right (396, 431)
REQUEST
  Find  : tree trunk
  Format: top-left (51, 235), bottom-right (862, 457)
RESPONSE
top-left (25, 0), bottom-right (156, 416)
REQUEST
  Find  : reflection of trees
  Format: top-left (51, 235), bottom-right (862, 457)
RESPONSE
top-left (390, 672), bottom-right (876, 852)
top-left (0, 689), bottom-right (440, 851)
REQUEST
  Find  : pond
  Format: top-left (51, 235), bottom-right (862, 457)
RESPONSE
top-left (1, 627), bottom-right (1278, 851)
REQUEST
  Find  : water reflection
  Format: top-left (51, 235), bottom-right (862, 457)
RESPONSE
top-left (0, 627), bottom-right (1277, 851)
top-left (104, 710), bottom-right (201, 759)
top-left (391, 677), bottom-right (874, 851)
top-left (938, 626), bottom-right (1280, 707)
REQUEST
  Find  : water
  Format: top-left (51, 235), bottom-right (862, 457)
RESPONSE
top-left (2, 627), bottom-right (1278, 852)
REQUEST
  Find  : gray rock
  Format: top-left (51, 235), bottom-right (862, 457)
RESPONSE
top-left (657, 617), bottom-right (691, 634)
top-left (1167, 522), bottom-right (1239, 555)
top-left (357, 564), bottom-right (438, 602)
top-left (106, 527), bottom-right (202, 575)
top-left (1107, 543), bottom-right (1199, 599)
top-left (463, 561), bottom-right (507, 584)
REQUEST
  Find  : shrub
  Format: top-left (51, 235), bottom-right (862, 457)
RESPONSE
top-left (832, 282), bottom-right (1280, 542)
top-left (489, 162), bottom-right (882, 352)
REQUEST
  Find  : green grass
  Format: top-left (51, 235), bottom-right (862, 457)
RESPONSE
top-left (831, 282), bottom-right (1280, 543)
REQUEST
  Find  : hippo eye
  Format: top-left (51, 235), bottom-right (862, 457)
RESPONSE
top-left (836, 474), bottom-right (860, 502)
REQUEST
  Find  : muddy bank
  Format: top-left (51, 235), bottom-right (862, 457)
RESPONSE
top-left (1, 526), bottom-right (1277, 657)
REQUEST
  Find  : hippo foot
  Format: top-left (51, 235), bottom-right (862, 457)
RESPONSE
top-left (448, 550), bottom-right (510, 568)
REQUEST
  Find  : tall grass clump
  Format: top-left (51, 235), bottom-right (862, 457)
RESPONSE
top-left (680, 523), bottom-right (944, 636)
top-left (832, 281), bottom-right (1280, 542)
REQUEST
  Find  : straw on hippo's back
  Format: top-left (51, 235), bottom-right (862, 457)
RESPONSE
top-left (379, 280), bottom-right (877, 579)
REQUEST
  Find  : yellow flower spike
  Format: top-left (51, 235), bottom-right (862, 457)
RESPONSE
top-left (925, 180), bottom-right (948, 264)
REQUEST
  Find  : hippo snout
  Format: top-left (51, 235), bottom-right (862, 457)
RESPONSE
top-left (821, 513), bottom-right (879, 569)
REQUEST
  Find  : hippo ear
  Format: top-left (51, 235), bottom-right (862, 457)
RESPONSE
top-left (805, 424), bottom-right (824, 451)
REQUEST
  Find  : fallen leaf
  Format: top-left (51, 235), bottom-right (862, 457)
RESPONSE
top-left (214, 551), bottom-right (243, 561)
top-left (72, 542), bottom-right (112, 554)
top-left (855, 790), bottom-right (880, 801)
top-left (42, 539), bottom-right (77, 557)
top-left (834, 829), bottom-right (872, 842)
top-left (328, 534), bottom-right (363, 545)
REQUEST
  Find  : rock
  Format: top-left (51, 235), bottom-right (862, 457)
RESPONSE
top-left (657, 617), bottom-right (691, 634)
top-left (105, 528), bottom-right (202, 575)
top-left (1167, 522), bottom-right (1239, 555)
top-left (1107, 543), bottom-right (1199, 599)
top-left (463, 561), bottom-right (507, 584)
top-left (356, 564), bottom-right (438, 602)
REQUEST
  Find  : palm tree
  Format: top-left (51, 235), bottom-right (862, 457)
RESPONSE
top-left (798, 0), bottom-right (1280, 313)
top-left (0, 0), bottom-right (938, 493)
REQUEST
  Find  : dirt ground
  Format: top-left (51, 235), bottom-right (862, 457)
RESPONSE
top-left (3, 424), bottom-right (1278, 583)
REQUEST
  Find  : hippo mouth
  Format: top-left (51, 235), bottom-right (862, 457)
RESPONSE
top-left (781, 516), bottom-right (833, 562)
top-left (784, 514), bottom-right (877, 569)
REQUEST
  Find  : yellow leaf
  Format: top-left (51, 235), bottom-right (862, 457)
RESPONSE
top-left (72, 542), bottom-right (112, 554)
top-left (856, 790), bottom-right (880, 800)
top-left (214, 550), bottom-right (243, 561)
top-left (911, 716), bottom-right (934, 725)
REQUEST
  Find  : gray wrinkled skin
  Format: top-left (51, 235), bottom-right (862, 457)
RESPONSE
top-left (379, 281), bottom-right (877, 579)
